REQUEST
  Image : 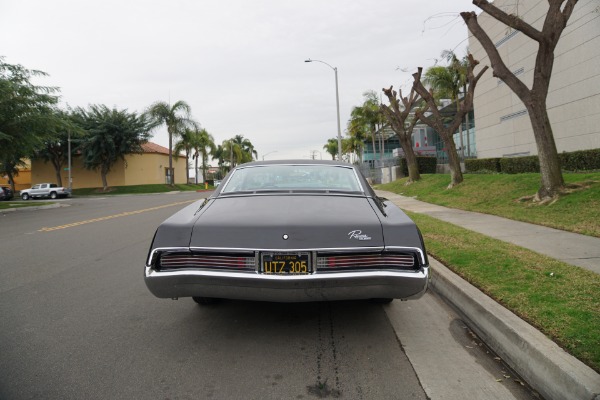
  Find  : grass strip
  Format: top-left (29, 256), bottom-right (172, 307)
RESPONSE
top-left (407, 211), bottom-right (600, 373)
top-left (71, 183), bottom-right (214, 196)
top-left (377, 172), bottom-right (600, 237)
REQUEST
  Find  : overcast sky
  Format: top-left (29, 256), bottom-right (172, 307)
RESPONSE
top-left (1, 0), bottom-right (481, 161)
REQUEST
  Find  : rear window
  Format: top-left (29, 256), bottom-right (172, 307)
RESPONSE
top-left (221, 165), bottom-right (362, 193)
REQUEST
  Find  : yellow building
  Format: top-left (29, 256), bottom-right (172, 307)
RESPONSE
top-left (30, 142), bottom-right (188, 189)
top-left (0, 160), bottom-right (31, 191)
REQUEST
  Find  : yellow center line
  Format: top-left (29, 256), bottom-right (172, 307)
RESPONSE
top-left (38, 200), bottom-right (195, 232)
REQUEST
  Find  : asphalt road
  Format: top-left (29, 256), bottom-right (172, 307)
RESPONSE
top-left (0, 193), bottom-right (538, 400)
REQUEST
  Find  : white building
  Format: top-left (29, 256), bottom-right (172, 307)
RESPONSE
top-left (469, 0), bottom-right (600, 158)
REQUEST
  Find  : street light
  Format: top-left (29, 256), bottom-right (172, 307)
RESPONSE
top-left (305, 58), bottom-right (342, 161)
top-left (262, 151), bottom-right (278, 160)
top-left (310, 150), bottom-right (322, 160)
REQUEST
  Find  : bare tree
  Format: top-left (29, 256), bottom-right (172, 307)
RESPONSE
top-left (412, 54), bottom-right (488, 188)
top-left (380, 86), bottom-right (425, 183)
top-left (461, 0), bottom-right (579, 201)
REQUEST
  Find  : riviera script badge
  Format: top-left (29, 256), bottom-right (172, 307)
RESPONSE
top-left (348, 230), bottom-right (372, 241)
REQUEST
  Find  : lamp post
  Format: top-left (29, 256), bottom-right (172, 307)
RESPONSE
top-left (305, 58), bottom-right (342, 161)
top-left (262, 151), bottom-right (278, 160)
top-left (67, 130), bottom-right (72, 191)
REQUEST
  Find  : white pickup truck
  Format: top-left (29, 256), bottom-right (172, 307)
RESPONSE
top-left (20, 183), bottom-right (71, 200)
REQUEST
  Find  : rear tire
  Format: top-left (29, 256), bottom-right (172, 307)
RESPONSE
top-left (192, 297), bottom-right (220, 305)
top-left (21, 193), bottom-right (29, 200)
top-left (50, 192), bottom-right (57, 199)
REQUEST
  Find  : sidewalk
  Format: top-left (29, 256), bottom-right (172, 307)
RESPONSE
top-left (375, 190), bottom-right (600, 274)
top-left (375, 190), bottom-right (600, 400)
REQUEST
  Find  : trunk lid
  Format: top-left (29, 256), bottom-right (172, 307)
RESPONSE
top-left (190, 194), bottom-right (384, 249)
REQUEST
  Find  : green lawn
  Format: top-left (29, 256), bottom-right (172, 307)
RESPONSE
top-left (71, 183), bottom-right (214, 196)
top-left (377, 172), bottom-right (600, 237)
top-left (408, 211), bottom-right (600, 373)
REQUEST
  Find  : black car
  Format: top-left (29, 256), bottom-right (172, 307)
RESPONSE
top-left (145, 160), bottom-right (429, 305)
top-left (0, 186), bottom-right (14, 201)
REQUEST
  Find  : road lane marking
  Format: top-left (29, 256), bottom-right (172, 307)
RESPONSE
top-left (38, 200), bottom-right (195, 232)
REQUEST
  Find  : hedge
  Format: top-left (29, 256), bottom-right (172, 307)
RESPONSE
top-left (465, 148), bottom-right (600, 174)
top-left (560, 149), bottom-right (600, 171)
top-left (465, 158), bottom-right (501, 173)
top-left (500, 155), bottom-right (540, 174)
top-left (400, 156), bottom-right (437, 175)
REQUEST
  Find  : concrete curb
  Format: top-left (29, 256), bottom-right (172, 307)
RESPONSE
top-left (429, 258), bottom-right (600, 400)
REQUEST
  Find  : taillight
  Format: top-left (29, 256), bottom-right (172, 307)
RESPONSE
top-left (158, 253), bottom-right (255, 271)
top-left (316, 253), bottom-right (416, 271)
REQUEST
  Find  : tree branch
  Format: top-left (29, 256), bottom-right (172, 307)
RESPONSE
top-left (472, 0), bottom-right (543, 42)
top-left (461, 12), bottom-right (531, 102)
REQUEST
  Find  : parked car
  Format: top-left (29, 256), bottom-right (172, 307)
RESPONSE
top-left (0, 186), bottom-right (14, 201)
top-left (20, 183), bottom-right (71, 200)
top-left (145, 160), bottom-right (429, 305)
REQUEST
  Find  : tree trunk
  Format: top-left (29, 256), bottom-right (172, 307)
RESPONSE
top-left (195, 155), bottom-right (199, 184)
top-left (401, 135), bottom-right (421, 183)
top-left (464, 83), bottom-right (471, 157)
top-left (7, 171), bottom-right (15, 193)
top-left (101, 168), bottom-right (109, 191)
top-left (168, 129), bottom-right (173, 185)
top-left (50, 157), bottom-right (63, 187)
top-left (371, 133), bottom-right (376, 165)
top-left (445, 138), bottom-right (463, 188)
top-left (526, 101), bottom-right (564, 200)
top-left (202, 153), bottom-right (208, 183)
top-left (184, 150), bottom-right (190, 184)
top-left (55, 169), bottom-right (63, 187)
top-left (465, 112), bottom-right (471, 157)
top-left (458, 120), bottom-right (465, 160)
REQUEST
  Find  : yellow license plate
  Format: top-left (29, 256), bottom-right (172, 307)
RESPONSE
top-left (261, 252), bottom-right (311, 275)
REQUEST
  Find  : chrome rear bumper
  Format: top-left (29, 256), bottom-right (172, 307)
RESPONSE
top-left (144, 266), bottom-right (429, 302)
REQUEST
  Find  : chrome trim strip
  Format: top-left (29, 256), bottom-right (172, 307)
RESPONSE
top-left (215, 192), bottom-right (366, 199)
top-left (220, 163), bottom-right (364, 195)
top-left (145, 266), bottom-right (427, 280)
top-left (188, 246), bottom-right (385, 253)
top-left (148, 246), bottom-right (427, 267)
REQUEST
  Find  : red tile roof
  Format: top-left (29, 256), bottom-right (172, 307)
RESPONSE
top-left (142, 142), bottom-right (170, 155)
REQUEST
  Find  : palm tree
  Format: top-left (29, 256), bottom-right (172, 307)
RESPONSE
top-left (190, 128), bottom-right (215, 184)
top-left (212, 144), bottom-right (228, 178)
top-left (146, 100), bottom-right (194, 184)
top-left (346, 117), bottom-right (367, 163)
top-left (173, 128), bottom-right (198, 183)
top-left (233, 134), bottom-right (257, 164)
top-left (323, 138), bottom-right (338, 160)
top-left (222, 139), bottom-right (243, 168)
top-left (349, 91), bottom-right (384, 162)
top-left (223, 135), bottom-right (257, 167)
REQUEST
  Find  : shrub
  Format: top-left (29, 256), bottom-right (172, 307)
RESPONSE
top-left (465, 158), bottom-right (501, 173)
top-left (559, 149), bottom-right (600, 172)
top-left (399, 156), bottom-right (437, 175)
top-left (500, 155), bottom-right (540, 174)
